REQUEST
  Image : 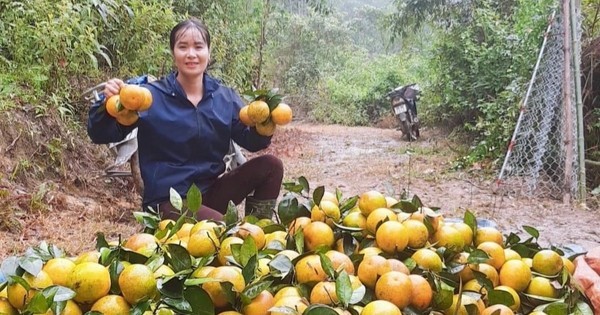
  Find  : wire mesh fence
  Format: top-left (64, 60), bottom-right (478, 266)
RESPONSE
top-left (497, 3), bottom-right (582, 201)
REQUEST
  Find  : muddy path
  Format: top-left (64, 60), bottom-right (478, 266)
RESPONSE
top-left (266, 123), bottom-right (600, 252)
top-left (1, 122), bottom-right (598, 260)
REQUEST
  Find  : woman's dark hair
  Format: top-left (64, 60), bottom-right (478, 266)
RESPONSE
top-left (169, 18), bottom-right (211, 52)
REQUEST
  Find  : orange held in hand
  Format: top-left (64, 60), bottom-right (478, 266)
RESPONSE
top-left (271, 103), bottom-right (293, 125)
top-left (119, 84), bottom-right (153, 111)
top-left (247, 100), bottom-right (270, 124)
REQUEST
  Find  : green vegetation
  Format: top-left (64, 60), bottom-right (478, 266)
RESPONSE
top-left (0, 0), bottom-right (598, 188)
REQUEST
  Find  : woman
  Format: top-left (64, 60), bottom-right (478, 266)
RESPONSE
top-left (88, 18), bottom-right (284, 220)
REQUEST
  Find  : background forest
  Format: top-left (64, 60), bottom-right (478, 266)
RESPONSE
top-left (0, 0), bottom-right (599, 190)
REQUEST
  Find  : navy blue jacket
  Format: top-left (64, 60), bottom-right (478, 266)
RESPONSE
top-left (88, 72), bottom-right (271, 207)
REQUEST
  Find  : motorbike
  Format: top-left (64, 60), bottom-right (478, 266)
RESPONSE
top-left (388, 83), bottom-right (421, 141)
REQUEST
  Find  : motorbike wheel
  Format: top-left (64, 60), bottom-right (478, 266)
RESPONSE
top-left (400, 121), bottom-right (417, 142)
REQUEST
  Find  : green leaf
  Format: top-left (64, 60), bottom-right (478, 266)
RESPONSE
top-left (411, 195), bottom-right (423, 208)
top-left (95, 232), bottom-right (110, 251)
top-left (543, 302), bottom-right (569, 315)
top-left (466, 249), bottom-right (490, 264)
top-left (399, 200), bottom-right (419, 213)
top-left (318, 252), bottom-right (335, 280)
top-left (522, 225), bottom-right (539, 239)
top-left (43, 285), bottom-right (76, 302)
top-left (160, 276), bottom-right (186, 299)
top-left (163, 297), bottom-right (192, 313)
top-left (165, 244), bottom-right (192, 272)
top-left (224, 201), bottom-right (239, 226)
top-left (242, 280), bottom-right (273, 301)
top-left (1, 256), bottom-right (19, 277)
top-left (25, 291), bottom-right (51, 314)
top-left (186, 184), bottom-right (202, 215)
top-left (349, 284), bottom-right (366, 304)
top-left (433, 288), bottom-right (454, 310)
top-left (335, 270), bottom-right (352, 307)
top-left (487, 289), bottom-right (514, 307)
top-left (19, 256), bottom-right (43, 277)
top-left (170, 188), bottom-right (183, 211)
top-left (242, 255), bottom-right (258, 284)
top-left (278, 194), bottom-right (302, 226)
top-left (303, 304), bottom-right (339, 315)
top-left (294, 230), bottom-right (305, 254)
top-left (130, 300), bottom-right (151, 315)
top-left (332, 221), bottom-right (364, 233)
top-left (313, 186), bottom-right (325, 206)
top-left (573, 300), bottom-right (594, 315)
top-left (464, 210), bottom-right (477, 232)
top-left (109, 260), bottom-right (124, 295)
top-left (240, 237), bottom-right (258, 266)
top-left (269, 254), bottom-right (293, 278)
top-left (339, 196), bottom-right (358, 213)
top-left (184, 277), bottom-right (219, 286)
top-left (298, 176), bottom-right (310, 194)
top-left (220, 281), bottom-right (238, 306)
top-left (183, 286), bottom-right (215, 315)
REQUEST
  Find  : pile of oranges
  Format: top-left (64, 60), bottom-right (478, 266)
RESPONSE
top-left (0, 188), bottom-right (588, 315)
top-left (239, 100), bottom-right (293, 136)
top-left (104, 84), bottom-right (153, 126)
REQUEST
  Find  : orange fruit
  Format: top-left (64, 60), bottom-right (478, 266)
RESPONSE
top-left (247, 100), bottom-right (270, 123)
top-left (176, 222), bottom-right (195, 239)
top-left (191, 266), bottom-right (215, 279)
top-left (271, 103), bottom-right (293, 125)
top-left (217, 236), bottom-right (244, 266)
top-left (310, 281), bottom-right (338, 305)
top-left (475, 227), bottom-right (504, 246)
top-left (562, 256), bottom-right (575, 275)
top-left (474, 263), bottom-right (499, 286)
top-left (42, 257), bottom-right (76, 286)
top-left (7, 271), bottom-right (53, 310)
top-left (202, 266), bottom-right (245, 308)
top-left (311, 200), bottom-right (341, 227)
top-left (342, 211), bottom-right (367, 231)
top-left (239, 105), bottom-right (255, 126)
top-left (504, 248), bottom-right (522, 261)
top-left (384, 258), bottom-right (410, 275)
top-left (481, 304), bottom-right (514, 315)
top-left (498, 259), bottom-right (532, 292)
top-left (273, 286), bottom-right (302, 301)
top-left (358, 191), bottom-right (387, 216)
top-left (326, 250), bottom-right (355, 275)
top-left (321, 191), bottom-right (339, 206)
top-left (255, 119), bottom-right (276, 136)
top-left (271, 296), bottom-right (309, 315)
top-left (90, 294), bottom-right (131, 315)
top-left (288, 216), bottom-right (312, 235)
top-left (443, 294), bottom-right (468, 315)
top-left (302, 221), bottom-right (335, 251)
top-left (136, 87), bottom-right (153, 111)
top-left (362, 300), bottom-right (401, 315)
top-left (375, 271), bottom-right (412, 309)
top-left (412, 248), bottom-right (443, 272)
top-left (188, 228), bottom-right (220, 257)
top-left (402, 219), bottom-right (429, 249)
top-left (366, 208), bottom-right (397, 235)
top-left (477, 241), bottom-right (506, 270)
top-left (408, 274), bottom-right (433, 310)
top-left (0, 298), bottom-right (17, 315)
top-left (526, 276), bottom-right (558, 298)
top-left (431, 224), bottom-right (465, 250)
top-left (115, 109), bottom-right (139, 126)
top-left (295, 254), bottom-right (327, 284)
top-left (450, 222), bottom-right (474, 246)
top-left (118, 264), bottom-right (157, 304)
top-left (454, 252), bottom-right (475, 282)
top-left (357, 254), bottom-right (387, 288)
top-left (375, 220), bottom-right (409, 253)
top-left (105, 95), bottom-right (123, 118)
top-left (532, 249), bottom-right (564, 276)
top-left (153, 264), bottom-right (175, 278)
top-left (119, 84), bottom-right (150, 111)
top-left (242, 290), bottom-right (275, 315)
top-left (123, 233), bottom-right (158, 256)
top-left (68, 262), bottom-right (111, 304)
top-left (236, 222), bottom-right (266, 249)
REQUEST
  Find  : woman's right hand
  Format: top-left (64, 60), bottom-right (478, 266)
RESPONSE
top-left (104, 78), bottom-right (125, 99)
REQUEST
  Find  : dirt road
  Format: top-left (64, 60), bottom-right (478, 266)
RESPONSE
top-left (267, 123), bottom-right (600, 253)
top-left (1, 122), bottom-right (598, 259)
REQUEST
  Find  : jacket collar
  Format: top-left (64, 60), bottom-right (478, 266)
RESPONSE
top-left (152, 72), bottom-right (220, 97)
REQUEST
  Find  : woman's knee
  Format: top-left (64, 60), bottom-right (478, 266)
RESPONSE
top-left (253, 154), bottom-right (283, 175)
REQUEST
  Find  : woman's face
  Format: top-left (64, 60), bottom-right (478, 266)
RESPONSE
top-left (172, 27), bottom-right (210, 78)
